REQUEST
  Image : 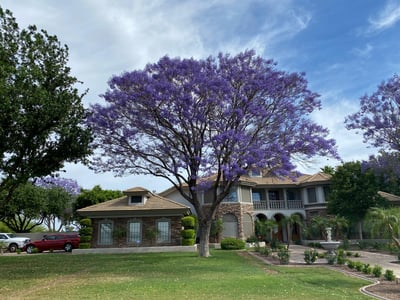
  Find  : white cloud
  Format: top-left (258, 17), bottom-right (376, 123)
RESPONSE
top-left (352, 43), bottom-right (373, 58)
top-left (367, 0), bottom-right (400, 33)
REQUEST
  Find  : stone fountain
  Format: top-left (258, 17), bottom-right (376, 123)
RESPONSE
top-left (320, 227), bottom-right (340, 254)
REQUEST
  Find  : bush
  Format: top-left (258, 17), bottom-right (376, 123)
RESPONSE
top-left (362, 264), bottom-right (372, 275)
top-left (220, 238), bottom-right (245, 250)
top-left (384, 269), bottom-right (396, 281)
top-left (181, 216), bottom-right (196, 229)
top-left (79, 236), bottom-right (92, 243)
top-left (336, 250), bottom-right (346, 265)
top-left (354, 262), bottom-right (363, 272)
top-left (258, 246), bottom-right (272, 256)
top-left (79, 218), bottom-right (92, 227)
top-left (181, 229), bottom-right (196, 239)
top-left (277, 246), bottom-right (290, 265)
top-left (304, 249), bottom-right (318, 265)
top-left (79, 227), bottom-right (93, 236)
top-left (347, 260), bottom-right (355, 269)
top-left (181, 239), bottom-right (195, 246)
top-left (79, 243), bottom-right (91, 249)
top-left (372, 265), bottom-right (382, 278)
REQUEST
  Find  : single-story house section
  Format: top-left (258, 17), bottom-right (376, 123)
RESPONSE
top-left (77, 187), bottom-right (191, 248)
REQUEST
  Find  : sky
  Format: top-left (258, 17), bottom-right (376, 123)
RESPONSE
top-left (2, 0), bottom-right (400, 193)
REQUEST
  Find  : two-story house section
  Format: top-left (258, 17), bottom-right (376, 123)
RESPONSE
top-left (160, 171), bottom-right (331, 243)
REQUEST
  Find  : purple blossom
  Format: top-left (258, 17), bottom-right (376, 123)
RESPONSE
top-left (346, 74), bottom-right (400, 151)
top-left (34, 176), bottom-right (81, 197)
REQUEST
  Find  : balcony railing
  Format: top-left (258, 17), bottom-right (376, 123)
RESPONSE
top-left (253, 199), bottom-right (304, 210)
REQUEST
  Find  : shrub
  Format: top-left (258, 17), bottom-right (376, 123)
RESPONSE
top-left (181, 216), bottom-right (196, 229)
top-left (346, 251), bottom-right (352, 257)
top-left (258, 246), bottom-right (272, 256)
top-left (354, 252), bottom-right (360, 258)
top-left (78, 243), bottom-right (91, 249)
top-left (181, 229), bottom-right (196, 239)
top-left (277, 246), bottom-right (290, 265)
top-left (79, 218), bottom-right (92, 227)
top-left (79, 227), bottom-right (93, 236)
top-left (354, 262), bottom-right (363, 272)
top-left (181, 239), bottom-right (195, 246)
top-left (363, 265), bottom-right (372, 275)
top-left (347, 260), bottom-right (355, 269)
top-left (246, 235), bottom-right (258, 243)
top-left (372, 265), bottom-right (382, 278)
top-left (79, 236), bottom-right (91, 243)
top-left (304, 249), bottom-right (318, 265)
top-left (336, 250), bottom-right (346, 265)
top-left (220, 238), bottom-right (245, 250)
top-left (384, 269), bottom-right (396, 281)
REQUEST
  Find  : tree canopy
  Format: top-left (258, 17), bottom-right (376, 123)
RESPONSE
top-left (88, 50), bottom-right (338, 256)
top-left (327, 161), bottom-right (388, 239)
top-left (345, 74), bottom-right (400, 152)
top-left (1, 176), bottom-right (80, 232)
top-left (0, 7), bottom-right (91, 210)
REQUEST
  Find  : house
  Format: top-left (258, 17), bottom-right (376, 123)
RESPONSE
top-left (161, 171), bottom-right (331, 243)
top-left (77, 187), bottom-right (191, 248)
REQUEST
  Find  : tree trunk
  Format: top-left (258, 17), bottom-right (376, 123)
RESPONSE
top-left (358, 221), bottom-right (363, 240)
top-left (197, 219), bottom-right (212, 257)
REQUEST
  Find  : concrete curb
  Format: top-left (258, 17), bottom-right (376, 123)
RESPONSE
top-left (72, 245), bottom-right (197, 254)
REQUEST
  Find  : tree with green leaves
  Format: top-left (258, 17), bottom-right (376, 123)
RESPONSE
top-left (327, 161), bottom-right (387, 239)
top-left (365, 207), bottom-right (400, 249)
top-left (0, 7), bottom-right (91, 212)
top-left (73, 185), bottom-right (123, 217)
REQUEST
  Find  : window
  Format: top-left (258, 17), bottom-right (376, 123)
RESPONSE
top-left (252, 189), bottom-right (265, 201)
top-left (268, 190), bottom-right (279, 200)
top-left (130, 195), bottom-right (142, 204)
top-left (286, 189), bottom-right (299, 200)
top-left (128, 221), bottom-right (142, 244)
top-left (99, 221), bottom-right (113, 245)
top-left (224, 188), bottom-right (238, 202)
top-left (250, 169), bottom-right (262, 177)
top-left (307, 188), bottom-right (317, 203)
top-left (323, 186), bottom-right (330, 202)
top-left (157, 219), bottom-right (170, 243)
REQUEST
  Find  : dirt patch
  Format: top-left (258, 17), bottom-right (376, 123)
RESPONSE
top-left (364, 281), bottom-right (400, 300)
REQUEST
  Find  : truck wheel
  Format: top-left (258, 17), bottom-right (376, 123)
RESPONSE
top-left (8, 243), bottom-right (18, 253)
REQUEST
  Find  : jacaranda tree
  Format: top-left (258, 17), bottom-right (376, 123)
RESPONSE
top-left (0, 7), bottom-right (91, 212)
top-left (346, 74), bottom-right (400, 152)
top-left (88, 50), bottom-right (338, 257)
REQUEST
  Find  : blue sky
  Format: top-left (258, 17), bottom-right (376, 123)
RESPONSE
top-left (2, 0), bottom-right (400, 192)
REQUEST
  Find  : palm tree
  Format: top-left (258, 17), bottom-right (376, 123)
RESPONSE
top-left (365, 207), bottom-right (400, 249)
top-left (282, 214), bottom-right (303, 249)
top-left (309, 216), bottom-right (330, 240)
top-left (255, 219), bottom-right (277, 242)
top-left (330, 215), bottom-right (349, 240)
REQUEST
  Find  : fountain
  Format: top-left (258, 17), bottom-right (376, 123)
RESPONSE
top-left (320, 227), bottom-right (340, 254)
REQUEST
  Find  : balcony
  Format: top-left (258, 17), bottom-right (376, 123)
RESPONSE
top-left (253, 199), bottom-right (304, 210)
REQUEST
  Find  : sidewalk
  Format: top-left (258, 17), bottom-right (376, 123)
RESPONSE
top-left (288, 245), bottom-right (400, 277)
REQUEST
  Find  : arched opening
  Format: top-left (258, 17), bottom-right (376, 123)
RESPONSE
top-left (222, 213), bottom-right (238, 238)
top-left (243, 213), bottom-right (254, 239)
top-left (290, 213), bottom-right (304, 242)
top-left (273, 213), bottom-right (286, 242)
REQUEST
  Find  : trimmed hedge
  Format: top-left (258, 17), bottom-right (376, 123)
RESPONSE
top-left (78, 242), bottom-right (91, 249)
top-left (79, 227), bottom-right (93, 236)
top-left (220, 238), bottom-right (245, 250)
top-left (181, 229), bottom-right (196, 239)
top-left (182, 239), bottom-right (196, 246)
top-left (79, 218), bottom-right (92, 227)
top-left (181, 216), bottom-right (196, 229)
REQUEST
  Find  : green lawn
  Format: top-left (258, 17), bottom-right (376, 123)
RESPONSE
top-left (1, 250), bottom-right (370, 299)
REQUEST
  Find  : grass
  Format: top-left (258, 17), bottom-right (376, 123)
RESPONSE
top-left (0, 250), bottom-right (371, 299)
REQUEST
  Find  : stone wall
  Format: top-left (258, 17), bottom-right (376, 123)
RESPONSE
top-left (215, 203), bottom-right (254, 240)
